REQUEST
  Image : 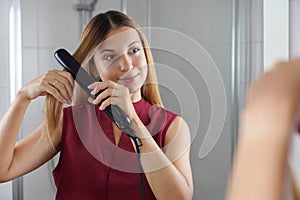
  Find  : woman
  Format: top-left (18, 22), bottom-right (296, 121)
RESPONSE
top-left (0, 10), bottom-right (193, 200)
top-left (226, 59), bottom-right (300, 200)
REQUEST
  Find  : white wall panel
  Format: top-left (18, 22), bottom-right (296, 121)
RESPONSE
top-left (0, 0), bottom-right (12, 198)
top-left (0, 38), bottom-right (9, 87)
top-left (21, 0), bottom-right (38, 47)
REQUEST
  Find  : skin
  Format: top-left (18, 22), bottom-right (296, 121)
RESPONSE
top-left (226, 59), bottom-right (300, 200)
top-left (0, 27), bottom-right (193, 200)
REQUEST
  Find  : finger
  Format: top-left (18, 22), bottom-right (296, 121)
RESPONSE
top-left (88, 81), bottom-right (105, 90)
top-left (92, 88), bottom-right (120, 105)
top-left (44, 70), bottom-right (73, 100)
top-left (91, 83), bottom-right (119, 97)
top-left (49, 80), bottom-right (71, 103)
top-left (89, 82), bottom-right (107, 95)
top-left (89, 80), bottom-right (117, 90)
top-left (88, 97), bottom-right (94, 104)
top-left (98, 97), bottom-right (114, 110)
top-left (87, 82), bottom-right (98, 89)
top-left (92, 88), bottom-right (110, 105)
top-left (56, 71), bottom-right (74, 99)
top-left (44, 85), bottom-right (67, 103)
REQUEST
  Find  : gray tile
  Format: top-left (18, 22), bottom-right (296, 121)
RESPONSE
top-left (21, 0), bottom-right (38, 47)
top-left (22, 48), bottom-right (38, 84)
top-left (0, 87), bottom-right (10, 118)
top-left (0, 38), bottom-right (9, 87)
top-left (0, 0), bottom-right (9, 38)
top-left (290, 1), bottom-right (300, 59)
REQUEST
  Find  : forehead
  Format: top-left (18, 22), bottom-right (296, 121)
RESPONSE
top-left (99, 27), bottom-right (141, 50)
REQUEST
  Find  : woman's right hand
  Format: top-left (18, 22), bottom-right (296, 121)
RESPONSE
top-left (18, 69), bottom-right (74, 104)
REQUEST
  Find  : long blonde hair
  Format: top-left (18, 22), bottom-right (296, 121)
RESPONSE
top-left (43, 10), bottom-right (162, 145)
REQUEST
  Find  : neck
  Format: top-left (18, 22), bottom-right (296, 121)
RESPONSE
top-left (131, 90), bottom-right (142, 103)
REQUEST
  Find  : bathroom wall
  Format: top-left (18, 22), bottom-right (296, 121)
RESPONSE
top-left (289, 0), bottom-right (300, 192)
top-left (290, 0), bottom-right (300, 59)
top-left (0, 0), bottom-right (12, 199)
top-left (127, 0), bottom-right (263, 199)
top-left (4, 0), bottom-right (264, 199)
top-left (20, 1), bottom-right (235, 199)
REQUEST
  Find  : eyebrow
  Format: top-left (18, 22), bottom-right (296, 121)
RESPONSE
top-left (100, 41), bottom-right (140, 54)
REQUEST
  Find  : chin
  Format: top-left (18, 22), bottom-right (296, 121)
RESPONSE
top-left (126, 82), bottom-right (143, 94)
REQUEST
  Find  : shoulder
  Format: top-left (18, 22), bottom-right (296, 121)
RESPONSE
top-left (165, 116), bottom-right (190, 146)
top-left (167, 116), bottom-right (189, 132)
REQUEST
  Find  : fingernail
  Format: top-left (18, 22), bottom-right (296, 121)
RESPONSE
top-left (88, 85), bottom-right (92, 89)
top-left (91, 90), bottom-right (95, 95)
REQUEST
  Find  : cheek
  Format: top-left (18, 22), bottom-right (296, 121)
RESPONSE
top-left (134, 54), bottom-right (147, 69)
top-left (95, 62), bottom-right (118, 81)
top-left (99, 69), bottom-right (117, 81)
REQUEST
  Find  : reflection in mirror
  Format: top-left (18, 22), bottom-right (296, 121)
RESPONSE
top-left (0, 0), bottom-right (265, 199)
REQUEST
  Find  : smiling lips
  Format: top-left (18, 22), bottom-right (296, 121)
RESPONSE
top-left (119, 73), bottom-right (139, 84)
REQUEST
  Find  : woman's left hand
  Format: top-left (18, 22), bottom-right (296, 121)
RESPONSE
top-left (88, 80), bottom-right (137, 120)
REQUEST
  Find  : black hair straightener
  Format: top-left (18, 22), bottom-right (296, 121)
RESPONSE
top-left (54, 49), bottom-right (144, 200)
top-left (54, 49), bottom-right (140, 140)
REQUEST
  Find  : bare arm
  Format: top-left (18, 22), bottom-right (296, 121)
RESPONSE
top-left (132, 116), bottom-right (193, 200)
top-left (89, 80), bottom-right (193, 199)
top-left (226, 59), bottom-right (300, 200)
top-left (0, 70), bottom-right (73, 182)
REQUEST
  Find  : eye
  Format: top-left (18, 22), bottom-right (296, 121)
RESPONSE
top-left (129, 47), bottom-right (140, 54)
top-left (104, 55), bottom-right (116, 61)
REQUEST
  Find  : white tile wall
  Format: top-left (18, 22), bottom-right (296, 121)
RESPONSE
top-left (250, 42), bottom-right (264, 81)
top-left (127, 0), bottom-right (147, 27)
top-left (0, 87), bottom-right (10, 118)
top-left (289, 0), bottom-right (300, 194)
top-left (180, 0), bottom-right (212, 48)
top-left (38, 48), bottom-right (62, 74)
top-left (210, 0), bottom-right (234, 45)
top-left (151, 0), bottom-right (181, 31)
top-left (290, 134), bottom-right (300, 192)
top-left (37, 0), bottom-right (79, 49)
top-left (24, 164), bottom-right (56, 200)
top-left (0, 0), bottom-right (11, 197)
top-left (21, 0), bottom-right (38, 47)
top-left (22, 99), bottom-right (43, 133)
top-left (251, 0), bottom-right (264, 42)
top-left (93, 0), bottom-right (121, 15)
top-left (149, 1), bottom-right (234, 199)
top-left (22, 48), bottom-right (38, 83)
top-left (0, 38), bottom-right (9, 87)
top-left (290, 0), bottom-right (300, 59)
top-left (0, 181), bottom-right (12, 200)
top-left (0, 0), bottom-right (9, 38)
top-left (191, 115), bottom-right (232, 200)
top-left (208, 44), bottom-right (232, 82)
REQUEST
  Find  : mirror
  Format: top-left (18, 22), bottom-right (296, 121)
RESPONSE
top-left (0, 0), bottom-right (264, 199)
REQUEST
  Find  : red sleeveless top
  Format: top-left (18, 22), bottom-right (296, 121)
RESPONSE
top-left (53, 98), bottom-right (177, 200)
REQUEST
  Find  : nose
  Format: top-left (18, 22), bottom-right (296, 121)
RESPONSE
top-left (119, 54), bottom-right (133, 72)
